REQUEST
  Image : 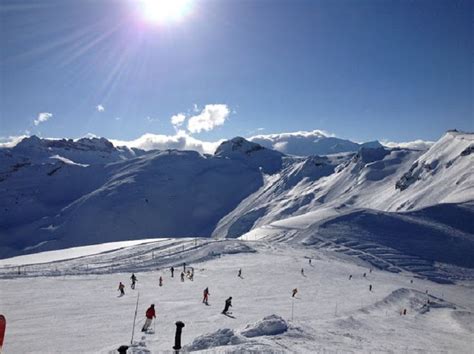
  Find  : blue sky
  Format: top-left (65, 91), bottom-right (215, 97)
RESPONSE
top-left (0, 0), bottom-right (472, 144)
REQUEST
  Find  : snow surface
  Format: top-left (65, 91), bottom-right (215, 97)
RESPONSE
top-left (0, 238), bottom-right (472, 353)
top-left (249, 130), bottom-right (365, 156)
top-left (215, 131), bottom-right (474, 241)
top-left (1, 131), bottom-right (473, 265)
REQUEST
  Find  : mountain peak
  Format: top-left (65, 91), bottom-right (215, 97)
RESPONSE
top-left (215, 137), bottom-right (283, 174)
top-left (215, 137), bottom-right (266, 157)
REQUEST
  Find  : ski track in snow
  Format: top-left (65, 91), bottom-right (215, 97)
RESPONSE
top-left (0, 239), bottom-right (473, 353)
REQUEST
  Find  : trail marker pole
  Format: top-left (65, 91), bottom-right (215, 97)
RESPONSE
top-left (131, 292), bottom-right (140, 345)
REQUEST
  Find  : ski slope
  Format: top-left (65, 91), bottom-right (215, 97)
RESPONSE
top-left (0, 238), bottom-right (472, 353)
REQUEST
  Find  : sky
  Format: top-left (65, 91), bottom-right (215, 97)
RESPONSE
top-left (0, 0), bottom-right (472, 146)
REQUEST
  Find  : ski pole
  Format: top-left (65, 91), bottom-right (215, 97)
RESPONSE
top-left (291, 298), bottom-right (294, 321)
top-left (131, 292), bottom-right (140, 345)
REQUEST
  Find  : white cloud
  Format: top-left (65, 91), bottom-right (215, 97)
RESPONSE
top-left (33, 112), bottom-right (52, 126)
top-left (96, 104), bottom-right (105, 112)
top-left (187, 104), bottom-right (230, 134)
top-left (147, 116), bottom-right (159, 123)
top-left (171, 113), bottom-right (186, 128)
top-left (110, 131), bottom-right (224, 155)
top-left (0, 135), bottom-right (28, 148)
top-left (381, 139), bottom-right (434, 150)
top-left (250, 129), bottom-right (334, 140)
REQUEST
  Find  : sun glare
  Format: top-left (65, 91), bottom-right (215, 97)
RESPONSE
top-left (139, 0), bottom-right (192, 24)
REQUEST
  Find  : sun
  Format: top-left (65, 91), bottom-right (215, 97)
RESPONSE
top-left (139, 0), bottom-right (193, 25)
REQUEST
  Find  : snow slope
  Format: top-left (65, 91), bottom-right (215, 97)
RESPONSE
top-left (0, 238), bottom-right (472, 353)
top-left (215, 131), bottom-right (474, 239)
top-left (1, 131), bottom-right (473, 259)
top-left (0, 146), bottom-right (265, 257)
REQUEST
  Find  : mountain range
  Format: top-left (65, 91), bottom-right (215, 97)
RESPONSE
top-left (1, 130), bottom-right (473, 270)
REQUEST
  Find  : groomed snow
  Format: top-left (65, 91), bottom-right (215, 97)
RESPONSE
top-left (0, 238), bottom-right (472, 353)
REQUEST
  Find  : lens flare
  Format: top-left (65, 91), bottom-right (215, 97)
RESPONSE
top-left (139, 0), bottom-right (192, 24)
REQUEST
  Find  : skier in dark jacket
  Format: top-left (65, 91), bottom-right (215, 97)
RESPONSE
top-left (203, 287), bottom-right (210, 304)
top-left (170, 266), bottom-right (174, 278)
top-left (118, 282), bottom-right (125, 296)
top-left (142, 304), bottom-right (156, 332)
top-left (131, 274), bottom-right (137, 289)
top-left (222, 297), bottom-right (232, 314)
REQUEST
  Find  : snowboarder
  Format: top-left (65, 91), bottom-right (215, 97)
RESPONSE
top-left (170, 266), bottom-right (174, 278)
top-left (159, 276), bottom-right (163, 287)
top-left (118, 282), bottom-right (125, 296)
top-left (237, 269), bottom-right (242, 278)
top-left (203, 287), bottom-right (210, 304)
top-left (349, 275), bottom-right (352, 280)
top-left (142, 304), bottom-right (156, 332)
top-left (131, 274), bottom-right (137, 289)
top-left (369, 284), bottom-right (373, 292)
top-left (292, 288), bottom-right (298, 297)
top-left (180, 272), bottom-right (185, 282)
top-left (222, 297), bottom-right (232, 314)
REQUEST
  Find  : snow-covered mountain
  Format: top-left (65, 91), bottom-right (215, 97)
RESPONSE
top-left (249, 130), bottom-right (384, 156)
top-left (214, 131), bottom-right (473, 239)
top-left (0, 131), bottom-right (473, 353)
top-left (0, 131), bottom-right (473, 263)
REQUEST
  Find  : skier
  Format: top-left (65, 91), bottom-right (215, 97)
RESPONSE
top-left (118, 282), bottom-right (125, 296)
top-left (369, 268), bottom-right (372, 273)
top-left (292, 288), bottom-right (298, 297)
top-left (237, 269), bottom-right (242, 278)
top-left (363, 273), bottom-right (366, 278)
top-left (183, 262), bottom-right (186, 272)
top-left (190, 270), bottom-right (194, 281)
top-left (141, 304), bottom-right (156, 332)
top-left (349, 275), bottom-right (352, 280)
top-left (301, 268), bottom-right (305, 276)
top-left (180, 272), bottom-right (185, 282)
top-left (403, 308), bottom-right (407, 315)
top-left (203, 287), bottom-right (210, 304)
top-left (369, 284), bottom-right (373, 292)
top-left (159, 276), bottom-right (163, 287)
top-left (222, 297), bottom-right (232, 314)
top-left (170, 266), bottom-right (174, 278)
top-left (309, 259), bottom-right (312, 265)
top-left (131, 274), bottom-right (137, 289)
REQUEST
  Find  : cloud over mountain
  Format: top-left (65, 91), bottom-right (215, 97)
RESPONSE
top-left (111, 130), bottom-right (223, 154)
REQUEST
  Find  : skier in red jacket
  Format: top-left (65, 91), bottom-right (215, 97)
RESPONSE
top-left (142, 304), bottom-right (156, 332)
